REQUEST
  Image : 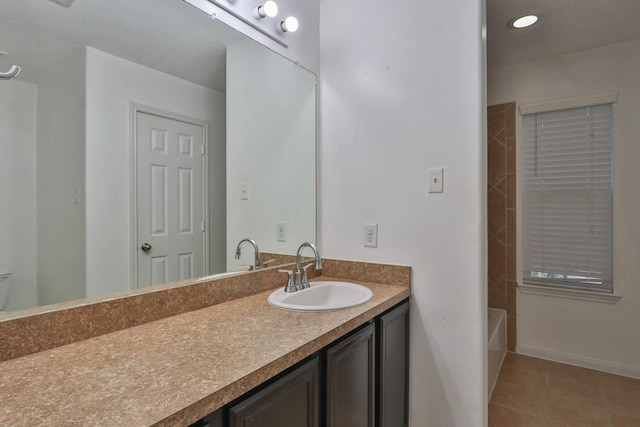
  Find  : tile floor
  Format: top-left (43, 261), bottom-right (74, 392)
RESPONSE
top-left (489, 352), bottom-right (640, 427)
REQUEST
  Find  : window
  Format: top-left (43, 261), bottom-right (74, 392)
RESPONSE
top-left (522, 103), bottom-right (613, 292)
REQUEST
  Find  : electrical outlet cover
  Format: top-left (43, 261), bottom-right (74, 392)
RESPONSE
top-left (364, 223), bottom-right (378, 248)
top-left (276, 222), bottom-right (287, 242)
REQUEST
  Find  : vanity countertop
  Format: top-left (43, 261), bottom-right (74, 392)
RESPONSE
top-left (0, 278), bottom-right (410, 426)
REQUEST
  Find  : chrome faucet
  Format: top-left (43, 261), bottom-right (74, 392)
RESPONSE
top-left (235, 238), bottom-right (260, 270)
top-left (295, 242), bottom-right (322, 289)
top-left (279, 269), bottom-right (298, 292)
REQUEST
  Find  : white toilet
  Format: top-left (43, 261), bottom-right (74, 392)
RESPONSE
top-left (0, 273), bottom-right (10, 313)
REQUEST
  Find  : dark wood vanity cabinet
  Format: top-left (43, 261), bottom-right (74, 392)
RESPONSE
top-left (195, 358), bottom-right (320, 427)
top-left (193, 300), bottom-right (409, 427)
top-left (326, 323), bottom-right (376, 427)
top-left (326, 300), bottom-right (410, 427)
top-left (377, 300), bottom-right (410, 427)
top-left (229, 356), bottom-right (320, 427)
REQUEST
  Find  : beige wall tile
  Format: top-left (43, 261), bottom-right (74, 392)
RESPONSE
top-left (488, 102), bottom-right (517, 349)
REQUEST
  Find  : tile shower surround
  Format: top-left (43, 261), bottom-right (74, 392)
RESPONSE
top-left (488, 102), bottom-right (517, 351)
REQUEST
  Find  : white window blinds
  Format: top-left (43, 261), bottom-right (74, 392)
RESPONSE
top-left (522, 104), bottom-right (613, 291)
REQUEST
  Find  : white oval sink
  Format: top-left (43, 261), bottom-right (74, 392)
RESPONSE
top-left (268, 281), bottom-right (373, 311)
top-left (195, 269), bottom-right (248, 282)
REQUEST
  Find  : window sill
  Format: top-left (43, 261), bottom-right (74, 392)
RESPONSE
top-left (518, 283), bottom-right (621, 304)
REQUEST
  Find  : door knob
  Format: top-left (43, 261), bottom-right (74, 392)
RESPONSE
top-left (141, 243), bottom-right (152, 252)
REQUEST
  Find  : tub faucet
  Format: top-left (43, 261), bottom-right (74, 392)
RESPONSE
top-left (235, 238), bottom-right (260, 270)
top-left (295, 242), bottom-right (322, 289)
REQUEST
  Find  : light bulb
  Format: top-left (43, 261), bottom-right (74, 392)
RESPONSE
top-left (510, 14), bottom-right (540, 29)
top-left (256, 1), bottom-right (278, 18)
top-left (279, 16), bottom-right (299, 33)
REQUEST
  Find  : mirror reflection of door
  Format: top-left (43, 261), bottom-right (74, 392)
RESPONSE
top-left (135, 112), bottom-right (207, 287)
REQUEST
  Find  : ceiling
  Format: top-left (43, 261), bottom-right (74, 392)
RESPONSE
top-left (0, 0), bottom-right (244, 92)
top-left (487, 0), bottom-right (640, 70)
top-left (5, 0), bottom-right (640, 85)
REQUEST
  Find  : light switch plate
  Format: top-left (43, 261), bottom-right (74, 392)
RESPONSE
top-left (428, 168), bottom-right (444, 193)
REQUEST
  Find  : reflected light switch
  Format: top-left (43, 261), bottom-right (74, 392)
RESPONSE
top-left (240, 183), bottom-right (249, 200)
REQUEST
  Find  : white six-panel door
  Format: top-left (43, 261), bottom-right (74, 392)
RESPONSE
top-left (136, 112), bottom-right (206, 288)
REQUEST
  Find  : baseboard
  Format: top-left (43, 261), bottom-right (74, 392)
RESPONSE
top-left (516, 344), bottom-right (640, 380)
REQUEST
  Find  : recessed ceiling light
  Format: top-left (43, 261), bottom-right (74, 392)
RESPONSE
top-left (509, 13), bottom-right (541, 29)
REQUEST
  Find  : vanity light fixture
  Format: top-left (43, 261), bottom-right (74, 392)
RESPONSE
top-left (206, 0), bottom-right (293, 47)
top-left (278, 16), bottom-right (299, 33)
top-left (508, 13), bottom-right (541, 29)
top-left (255, 0), bottom-right (278, 19)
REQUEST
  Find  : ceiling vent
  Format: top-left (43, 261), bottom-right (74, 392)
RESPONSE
top-left (49, 0), bottom-right (76, 7)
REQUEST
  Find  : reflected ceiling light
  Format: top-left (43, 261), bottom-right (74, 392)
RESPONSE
top-left (278, 16), bottom-right (299, 33)
top-left (255, 1), bottom-right (278, 19)
top-left (509, 13), bottom-right (541, 29)
top-left (48, 0), bottom-right (76, 7)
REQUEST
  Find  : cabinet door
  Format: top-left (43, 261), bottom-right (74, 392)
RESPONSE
top-left (378, 301), bottom-right (410, 427)
top-left (229, 356), bottom-right (319, 427)
top-left (326, 322), bottom-right (376, 427)
top-left (200, 409), bottom-right (223, 427)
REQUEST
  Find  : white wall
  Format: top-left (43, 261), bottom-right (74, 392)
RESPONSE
top-left (36, 48), bottom-right (86, 306)
top-left (85, 47), bottom-right (226, 297)
top-left (0, 81), bottom-right (37, 310)
top-left (226, 38), bottom-right (316, 270)
top-left (319, 0), bottom-right (487, 425)
top-left (0, 50), bottom-right (86, 310)
top-left (488, 38), bottom-right (640, 377)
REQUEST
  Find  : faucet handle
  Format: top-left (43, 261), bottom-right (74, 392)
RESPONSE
top-left (262, 258), bottom-right (277, 268)
top-left (278, 269), bottom-right (297, 293)
top-left (301, 263), bottom-right (314, 289)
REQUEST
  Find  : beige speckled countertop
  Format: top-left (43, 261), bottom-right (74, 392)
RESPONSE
top-left (0, 277), bottom-right (409, 426)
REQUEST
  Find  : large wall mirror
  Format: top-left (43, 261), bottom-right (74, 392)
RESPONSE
top-left (0, 0), bottom-right (316, 314)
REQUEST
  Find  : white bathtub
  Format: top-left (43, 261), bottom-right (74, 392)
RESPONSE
top-left (488, 308), bottom-right (507, 397)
